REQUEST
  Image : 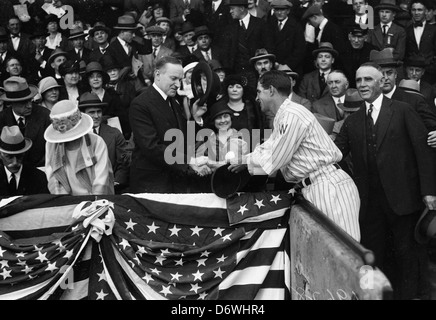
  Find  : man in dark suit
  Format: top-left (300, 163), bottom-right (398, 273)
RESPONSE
top-left (0, 27), bottom-right (14, 82)
top-left (0, 77), bottom-right (51, 168)
top-left (106, 15), bottom-right (152, 70)
top-left (78, 92), bottom-right (129, 194)
top-left (0, 125), bottom-right (48, 198)
top-left (192, 25), bottom-right (222, 64)
top-left (6, 16), bottom-right (34, 63)
top-left (335, 62), bottom-right (436, 300)
top-left (28, 28), bottom-right (53, 85)
top-left (176, 21), bottom-right (198, 59)
top-left (203, 0), bottom-right (234, 46)
top-left (268, 0), bottom-right (306, 76)
top-left (66, 26), bottom-right (92, 66)
top-left (297, 42), bottom-right (337, 102)
top-left (88, 22), bottom-right (112, 64)
top-left (129, 55), bottom-right (210, 193)
top-left (367, 0), bottom-right (406, 62)
top-left (221, 0), bottom-right (274, 88)
top-left (301, 3), bottom-right (348, 70)
top-left (405, 0), bottom-right (436, 84)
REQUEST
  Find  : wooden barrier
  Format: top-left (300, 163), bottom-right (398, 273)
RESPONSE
top-left (290, 196), bottom-right (393, 300)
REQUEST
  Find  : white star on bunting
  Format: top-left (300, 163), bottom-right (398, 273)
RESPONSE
top-left (237, 204), bottom-right (249, 215)
top-left (270, 194), bottom-right (282, 204)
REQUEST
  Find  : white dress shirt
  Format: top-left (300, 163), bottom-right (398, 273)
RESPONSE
top-left (365, 93), bottom-right (383, 124)
top-left (414, 20), bottom-right (426, 49)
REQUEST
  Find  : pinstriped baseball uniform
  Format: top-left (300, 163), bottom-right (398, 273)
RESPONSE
top-left (247, 99), bottom-right (361, 241)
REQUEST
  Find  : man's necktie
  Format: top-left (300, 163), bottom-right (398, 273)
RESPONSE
top-left (240, 20), bottom-right (246, 31)
top-left (153, 47), bottom-right (157, 58)
top-left (315, 27), bottom-right (320, 40)
top-left (126, 44), bottom-right (132, 56)
top-left (336, 102), bottom-right (345, 120)
top-left (18, 117), bottom-right (25, 134)
top-left (9, 174), bottom-right (16, 195)
top-left (278, 21), bottom-right (283, 31)
top-left (185, 0), bottom-right (190, 9)
top-left (93, 127), bottom-right (98, 135)
top-left (367, 104), bottom-right (374, 129)
top-left (319, 72), bottom-right (326, 91)
top-left (204, 51), bottom-right (211, 61)
top-left (414, 21), bottom-right (423, 28)
top-left (359, 16), bottom-right (362, 24)
top-left (382, 25), bottom-right (388, 36)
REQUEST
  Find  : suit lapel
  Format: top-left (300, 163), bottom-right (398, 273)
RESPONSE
top-left (374, 26), bottom-right (384, 47)
top-left (246, 17), bottom-right (256, 39)
top-left (375, 97), bottom-right (393, 150)
top-left (150, 87), bottom-right (179, 128)
top-left (355, 104), bottom-right (368, 166)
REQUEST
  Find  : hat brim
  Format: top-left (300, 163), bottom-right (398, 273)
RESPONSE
top-left (48, 52), bottom-right (68, 65)
top-left (89, 27), bottom-right (111, 37)
top-left (375, 5), bottom-right (400, 11)
top-left (113, 26), bottom-right (140, 30)
top-left (312, 49), bottom-right (338, 58)
top-left (68, 33), bottom-right (86, 40)
top-left (41, 84), bottom-right (62, 95)
top-left (0, 138), bottom-right (32, 154)
top-left (249, 54), bottom-right (276, 64)
top-left (415, 208), bottom-right (436, 244)
top-left (211, 163), bottom-right (251, 198)
top-left (0, 85), bottom-right (39, 102)
top-left (86, 69), bottom-right (110, 84)
top-left (78, 101), bottom-right (109, 111)
top-left (44, 112), bottom-right (93, 143)
top-left (191, 61), bottom-right (221, 105)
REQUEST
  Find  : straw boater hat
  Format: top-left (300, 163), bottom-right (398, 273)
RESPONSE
top-left (369, 48), bottom-right (402, 67)
top-left (113, 15), bottom-right (140, 31)
top-left (0, 77), bottom-right (38, 102)
top-left (44, 100), bottom-right (93, 143)
top-left (249, 48), bottom-right (276, 65)
top-left (68, 26), bottom-right (86, 40)
top-left (38, 76), bottom-right (62, 96)
top-left (78, 92), bottom-right (108, 111)
top-left (415, 208), bottom-right (436, 244)
top-left (312, 42), bottom-right (338, 58)
top-left (0, 125), bottom-right (32, 155)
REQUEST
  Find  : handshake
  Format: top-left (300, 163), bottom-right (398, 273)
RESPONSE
top-left (189, 152), bottom-right (242, 177)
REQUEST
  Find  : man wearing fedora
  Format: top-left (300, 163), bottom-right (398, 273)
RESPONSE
top-left (47, 48), bottom-right (68, 84)
top-left (28, 27), bottom-right (53, 84)
top-left (342, 25), bottom-right (377, 89)
top-left (66, 25), bottom-right (91, 66)
top-left (106, 14), bottom-right (152, 70)
top-left (78, 92), bottom-right (129, 194)
top-left (139, 25), bottom-right (173, 86)
top-left (221, 0), bottom-right (274, 89)
top-left (367, 0), bottom-right (407, 62)
top-left (0, 76), bottom-right (51, 168)
top-left (405, 0), bottom-right (436, 84)
top-left (370, 48), bottom-right (436, 133)
top-left (176, 21), bottom-right (198, 58)
top-left (156, 17), bottom-right (177, 52)
top-left (0, 125), bottom-right (49, 197)
top-left (250, 48), bottom-right (276, 81)
top-left (268, 0), bottom-right (306, 76)
top-left (192, 25), bottom-right (222, 64)
top-left (335, 62), bottom-right (436, 299)
top-left (404, 54), bottom-right (436, 108)
top-left (297, 42), bottom-right (337, 103)
top-left (88, 22), bottom-right (112, 64)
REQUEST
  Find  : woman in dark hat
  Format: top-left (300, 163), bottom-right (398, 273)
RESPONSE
top-left (58, 60), bottom-right (87, 105)
top-left (44, 14), bottom-right (68, 50)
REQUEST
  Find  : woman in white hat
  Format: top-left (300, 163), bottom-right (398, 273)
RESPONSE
top-left (44, 100), bottom-right (114, 195)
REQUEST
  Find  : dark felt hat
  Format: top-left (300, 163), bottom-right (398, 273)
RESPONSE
top-left (85, 61), bottom-right (110, 84)
top-left (78, 92), bottom-right (108, 111)
top-left (88, 22), bottom-right (111, 38)
top-left (249, 48), bottom-right (276, 65)
top-left (59, 60), bottom-right (80, 76)
top-left (211, 163), bottom-right (251, 198)
top-left (369, 48), bottom-right (402, 67)
top-left (312, 42), bottom-right (338, 58)
top-left (302, 4), bottom-right (323, 20)
top-left (375, 0), bottom-right (400, 11)
top-left (193, 25), bottom-right (214, 41)
top-left (226, 0), bottom-right (249, 6)
top-left (191, 61), bottom-right (221, 105)
top-left (404, 54), bottom-right (428, 68)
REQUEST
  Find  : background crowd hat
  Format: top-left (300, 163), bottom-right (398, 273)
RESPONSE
top-left (415, 208), bottom-right (436, 244)
top-left (78, 92), bottom-right (108, 111)
top-left (191, 61), bottom-right (221, 105)
top-left (224, 74), bottom-right (248, 88)
top-left (0, 126), bottom-right (32, 155)
top-left (180, 21), bottom-right (195, 35)
top-left (88, 21), bottom-right (111, 38)
top-left (276, 64), bottom-right (299, 79)
top-left (0, 77), bottom-right (38, 102)
top-left (342, 88), bottom-right (363, 112)
top-left (211, 163), bottom-right (251, 198)
top-left (30, 27), bottom-right (49, 39)
top-left (375, 0), bottom-right (400, 11)
top-left (0, 27), bottom-right (9, 42)
top-left (349, 25), bottom-right (368, 37)
top-left (38, 76), bottom-right (62, 96)
top-left (249, 48), bottom-right (276, 65)
top-left (312, 42), bottom-right (338, 58)
top-left (100, 55), bottom-right (121, 72)
top-left (208, 100), bottom-right (233, 121)
top-left (271, 0), bottom-right (293, 8)
top-left (59, 60), bottom-right (80, 76)
top-left (47, 48), bottom-right (68, 65)
top-left (193, 25), bottom-right (214, 41)
top-left (156, 17), bottom-right (173, 26)
top-left (225, 0), bottom-right (249, 6)
top-left (404, 54), bottom-right (428, 68)
top-left (313, 113), bottom-right (335, 135)
top-left (302, 4), bottom-right (323, 20)
top-left (369, 48), bottom-right (402, 67)
top-left (208, 59), bottom-right (225, 72)
top-left (44, 100), bottom-right (93, 143)
top-left (85, 61), bottom-right (110, 83)
top-left (44, 13), bottom-right (59, 26)
top-left (68, 25), bottom-right (86, 40)
top-left (145, 25), bottom-right (166, 35)
top-left (399, 79), bottom-right (423, 96)
top-left (113, 15), bottom-right (140, 30)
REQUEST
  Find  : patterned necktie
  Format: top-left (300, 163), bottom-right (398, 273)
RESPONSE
top-left (18, 117), bottom-right (25, 134)
top-left (367, 104), bottom-right (374, 128)
top-left (9, 174), bottom-right (16, 195)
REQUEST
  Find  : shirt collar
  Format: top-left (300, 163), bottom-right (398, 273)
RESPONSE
top-left (384, 85), bottom-right (397, 99)
top-left (279, 17), bottom-right (288, 25)
top-left (117, 36), bottom-right (127, 47)
top-left (381, 21), bottom-right (392, 28)
top-left (213, 0), bottom-right (222, 8)
top-left (334, 95), bottom-right (345, 104)
top-left (5, 165), bottom-right (22, 182)
top-left (365, 93), bottom-right (383, 111)
top-left (240, 13), bottom-right (250, 28)
top-left (153, 82), bottom-right (168, 101)
top-left (12, 111), bottom-right (24, 123)
top-left (319, 18), bottom-right (328, 30)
